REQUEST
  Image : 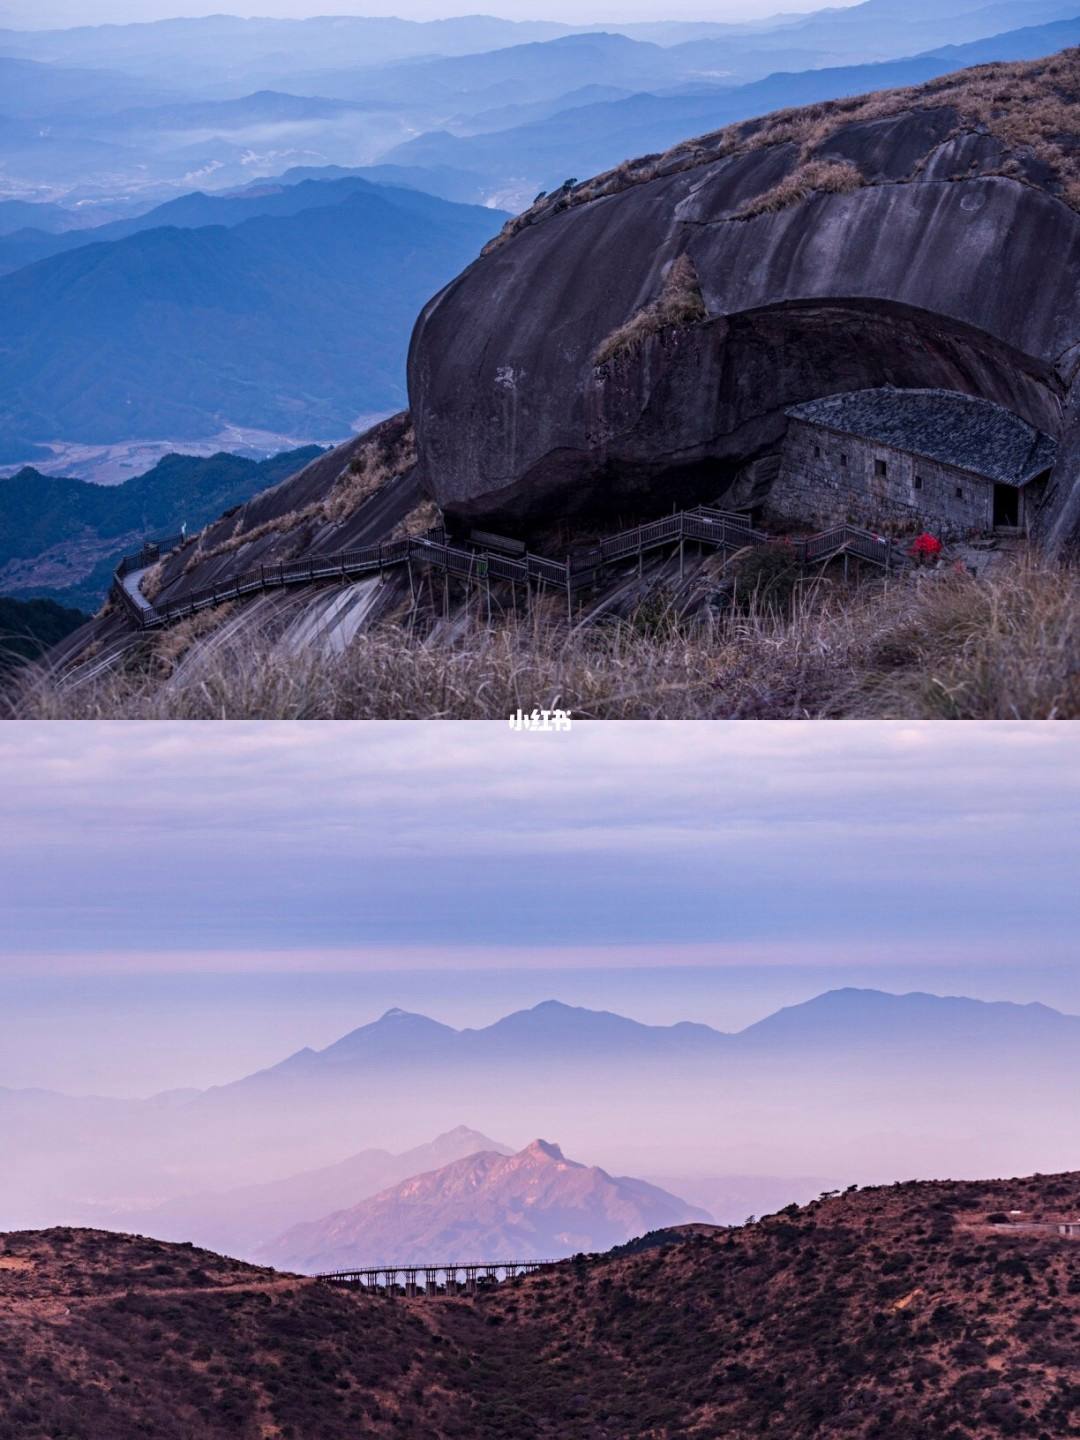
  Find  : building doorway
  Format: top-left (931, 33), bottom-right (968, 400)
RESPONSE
top-left (993, 483), bottom-right (1020, 530)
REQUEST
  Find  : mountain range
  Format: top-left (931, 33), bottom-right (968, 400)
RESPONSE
top-left (4, 989), bottom-right (1079, 1234)
top-left (0, 446), bottom-right (322, 610)
top-left (225, 991), bottom-right (1080, 1085)
top-left (262, 1139), bottom-right (712, 1271)
top-left (0, 178), bottom-right (504, 462)
top-left (0, 3), bottom-right (1074, 209)
top-left (383, 15), bottom-right (1080, 198)
top-left (0, 0), bottom-right (1076, 472)
top-left (99, 1125), bottom-right (514, 1261)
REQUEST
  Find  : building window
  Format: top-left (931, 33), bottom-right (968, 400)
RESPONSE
top-left (914, 474), bottom-right (923, 490)
top-left (875, 459), bottom-right (887, 477)
top-left (840, 453), bottom-right (848, 467)
top-left (814, 444), bottom-right (822, 459)
top-left (955, 485), bottom-right (964, 500)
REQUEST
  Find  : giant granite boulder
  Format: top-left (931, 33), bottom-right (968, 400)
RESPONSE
top-left (408, 49), bottom-right (1080, 549)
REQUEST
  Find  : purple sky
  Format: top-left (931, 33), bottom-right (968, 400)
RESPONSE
top-left (1, 721), bottom-right (1077, 1093)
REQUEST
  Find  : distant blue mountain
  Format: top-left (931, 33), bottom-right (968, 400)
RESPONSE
top-left (920, 12), bottom-right (1080, 65)
top-left (0, 447), bottom-right (323, 612)
top-left (383, 16), bottom-right (1080, 194)
top-left (0, 54), bottom-right (170, 117)
top-left (213, 990), bottom-right (1080, 1097)
top-left (0, 199), bottom-right (79, 238)
top-left (0, 175), bottom-right (464, 276)
top-left (0, 183), bottom-right (506, 460)
top-left (736, 988), bottom-right (1080, 1052)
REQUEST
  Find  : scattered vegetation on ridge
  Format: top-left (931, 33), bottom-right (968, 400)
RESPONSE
top-left (2, 1171), bottom-right (1079, 1438)
top-left (325, 425), bottom-right (418, 525)
top-left (181, 422), bottom-right (419, 570)
top-left (490, 47), bottom-right (1080, 250)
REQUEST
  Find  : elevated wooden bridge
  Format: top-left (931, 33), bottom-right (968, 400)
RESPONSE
top-left (111, 505), bottom-right (907, 631)
top-left (316, 1258), bottom-right (555, 1298)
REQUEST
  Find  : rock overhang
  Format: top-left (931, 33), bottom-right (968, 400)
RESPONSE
top-left (407, 50), bottom-right (1080, 548)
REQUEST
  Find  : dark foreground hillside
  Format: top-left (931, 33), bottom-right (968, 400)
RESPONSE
top-left (2, 1171), bottom-right (1078, 1439)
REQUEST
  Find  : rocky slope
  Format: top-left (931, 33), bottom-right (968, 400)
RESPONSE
top-left (43, 414), bottom-right (424, 680)
top-left (261, 1139), bottom-right (710, 1271)
top-left (2, 1169), bottom-right (1078, 1439)
top-left (408, 46), bottom-right (1080, 550)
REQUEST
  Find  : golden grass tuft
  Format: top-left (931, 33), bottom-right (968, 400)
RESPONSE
top-left (390, 498), bottom-right (441, 541)
top-left (138, 560), bottom-right (167, 601)
top-left (324, 425), bottom-right (418, 525)
top-left (152, 603), bottom-right (234, 674)
top-left (594, 254), bottom-right (707, 366)
top-left (736, 158), bottom-right (862, 219)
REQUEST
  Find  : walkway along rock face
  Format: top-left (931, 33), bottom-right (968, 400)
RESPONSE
top-left (406, 51), bottom-right (1080, 549)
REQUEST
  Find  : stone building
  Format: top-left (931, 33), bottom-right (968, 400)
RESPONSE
top-left (770, 389), bottom-right (1057, 539)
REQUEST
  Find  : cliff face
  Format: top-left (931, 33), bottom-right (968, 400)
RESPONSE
top-left (408, 50), bottom-right (1080, 547)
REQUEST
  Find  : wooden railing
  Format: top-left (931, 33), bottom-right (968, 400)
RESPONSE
top-left (317, 1258), bottom-right (555, 1297)
top-left (110, 507), bottom-right (905, 632)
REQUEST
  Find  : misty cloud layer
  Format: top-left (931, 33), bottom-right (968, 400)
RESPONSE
top-left (2, 721), bottom-right (1076, 966)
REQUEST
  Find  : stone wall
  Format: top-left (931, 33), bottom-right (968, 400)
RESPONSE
top-left (768, 419), bottom-right (998, 538)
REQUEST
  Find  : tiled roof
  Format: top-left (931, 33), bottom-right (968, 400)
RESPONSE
top-left (786, 389), bottom-right (1057, 488)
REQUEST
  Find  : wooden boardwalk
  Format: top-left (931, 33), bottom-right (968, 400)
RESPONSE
top-left (111, 506), bottom-right (907, 632)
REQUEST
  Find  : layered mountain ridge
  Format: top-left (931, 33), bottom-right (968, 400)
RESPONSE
top-left (96, 1125), bottom-right (514, 1262)
top-left (5, 988), bottom-right (1080, 1235)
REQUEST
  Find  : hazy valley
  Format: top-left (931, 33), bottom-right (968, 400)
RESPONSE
top-left (7, 989), bottom-right (1080, 1268)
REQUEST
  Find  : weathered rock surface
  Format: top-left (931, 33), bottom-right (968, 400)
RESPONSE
top-left (408, 52), bottom-right (1080, 548)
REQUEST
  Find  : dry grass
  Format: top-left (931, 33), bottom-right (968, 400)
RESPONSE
top-left (324, 425), bottom-right (418, 524)
top-left (152, 603), bottom-right (234, 674)
top-left (184, 422), bottom-right (418, 568)
top-left (852, 555), bottom-right (1080, 718)
top-left (594, 255), bottom-right (707, 366)
top-left (488, 46), bottom-right (1080, 249)
top-left (10, 551), bottom-right (1076, 720)
top-left (736, 158), bottom-right (862, 219)
top-left (183, 507), bottom-right (317, 570)
top-left (390, 498), bottom-right (442, 540)
top-left (138, 559), bottom-right (167, 601)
